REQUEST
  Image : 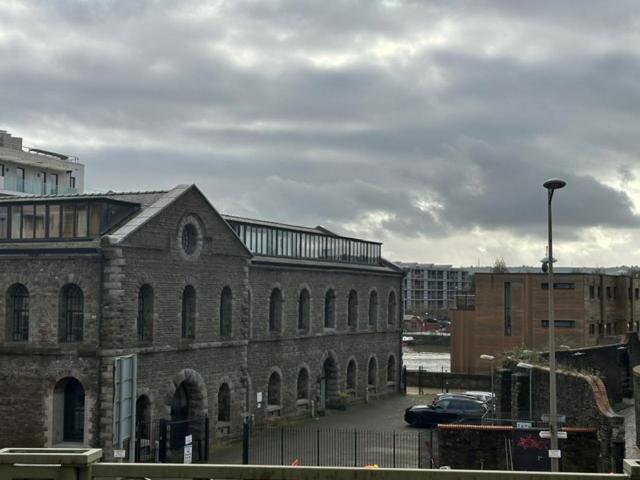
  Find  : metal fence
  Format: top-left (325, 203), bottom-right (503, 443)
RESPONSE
top-left (246, 425), bottom-right (436, 468)
top-left (147, 416), bottom-right (209, 463)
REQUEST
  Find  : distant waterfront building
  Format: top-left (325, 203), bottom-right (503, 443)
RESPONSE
top-left (0, 130), bottom-right (84, 196)
top-left (451, 272), bottom-right (640, 373)
top-left (395, 262), bottom-right (471, 314)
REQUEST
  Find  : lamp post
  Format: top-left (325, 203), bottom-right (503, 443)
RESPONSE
top-left (543, 178), bottom-right (566, 472)
top-left (517, 362), bottom-right (534, 421)
top-left (480, 354), bottom-right (495, 413)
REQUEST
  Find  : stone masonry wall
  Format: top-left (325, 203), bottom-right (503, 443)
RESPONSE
top-left (247, 264), bottom-right (402, 422)
top-left (0, 254), bottom-right (101, 448)
top-left (500, 358), bottom-right (625, 472)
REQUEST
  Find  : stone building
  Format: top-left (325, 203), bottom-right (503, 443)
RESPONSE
top-left (0, 184), bottom-right (403, 459)
top-left (451, 272), bottom-right (640, 373)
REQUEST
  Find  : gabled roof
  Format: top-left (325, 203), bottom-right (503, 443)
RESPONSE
top-left (104, 184), bottom-right (254, 257)
top-left (105, 185), bottom-right (191, 243)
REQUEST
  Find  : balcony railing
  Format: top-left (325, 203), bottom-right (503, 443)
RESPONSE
top-left (0, 177), bottom-right (77, 195)
top-left (0, 448), bottom-right (637, 480)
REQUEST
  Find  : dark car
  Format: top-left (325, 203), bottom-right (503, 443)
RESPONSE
top-left (404, 396), bottom-right (488, 428)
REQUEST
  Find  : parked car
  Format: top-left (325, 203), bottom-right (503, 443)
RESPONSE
top-left (404, 396), bottom-right (488, 428)
top-left (432, 391), bottom-right (495, 407)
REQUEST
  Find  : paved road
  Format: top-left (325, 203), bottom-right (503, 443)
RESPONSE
top-left (210, 391), bottom-right (441, 464)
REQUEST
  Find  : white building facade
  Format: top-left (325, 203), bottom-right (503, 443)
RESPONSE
top-left (395, 262), bottom-right (471, 314)
top-left (0, 130), bottom-right (84, 196)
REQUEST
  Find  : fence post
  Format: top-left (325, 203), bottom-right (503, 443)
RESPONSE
top-left (393, 431), bottom-right (396, 468)
top-left (316, 428), bottom-right (320, 466)
top-left (158, 419), bottom-right (167, 463)
top-left (418, 431), bottom-right (421, 469)
top-left (280, 426), bottom-right (285, 465)
top-left (204, 416), bottom-right (210, 462)
top-left (418, 366), bottom-right (423, 395)
top-left (354, 430), bottom-right (358, 467)
top-left (242, 417), bottom-right (250, 465)
top-left (401, 365), bottom-right (407, 395)
top-left (430, 429), bottom-right (434, 468)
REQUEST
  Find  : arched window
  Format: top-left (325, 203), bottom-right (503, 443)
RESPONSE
top-left (368, 357), bottom-right (377, 388)
top-left (60, 284), bottom-right (84, 343)
top-left (387, 291), bottom-right (397, 325)
top-left (387, 355), bottom-right (396, 384)
top-left (298, 289), bottom-right (310, 331)
top-left (220, 287), bottom-right (232, 337)
top-left (346, 360), bottom-right (357, 391)
top-left (217, 383), bottom-right (231, 422)
top-left (53, 377), bottom-right (85, 444)
top-left (137, 284), bottom-right (153, 343)
top-left (269, 288), bottom-right (282, 332)
top-left (324, 289), bottom-right (335, 329)
top-left (7, 283), bottom-right (29, 341)
top-left (347, 290), bottom-right (358, 329)
top-left (181, 286), bottom-right (196, 339)
top-left (267, 371), bottom-right (281, 406)
top-left (368, 291), bottom-right (378, 327)
top-left (297, 368), bottom-right (309, 400)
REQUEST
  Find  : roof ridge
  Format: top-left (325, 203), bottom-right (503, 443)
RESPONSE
top-left (0, 189), bottom-right (171, 200)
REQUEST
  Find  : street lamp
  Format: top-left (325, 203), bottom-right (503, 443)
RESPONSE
top-left (543, 177), bottom-right (566, 472)
top-left (517, 362), bottom-right (534, 421)
top-left (480, 354), bottom-right (495, 413)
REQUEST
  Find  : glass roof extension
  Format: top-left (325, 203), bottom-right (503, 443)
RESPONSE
top-left (0, 199), bottom-right (138, 242)
top-left (225, 217), bottom-right (382, 265)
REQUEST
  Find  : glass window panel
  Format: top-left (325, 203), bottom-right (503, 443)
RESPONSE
top-left (0, 206), bottom-right (7, 239)
top-left (22, 205), bottom-right (34, 239)
top-left (62, 205), bottom-right (75, 238)
top-left (48, 205), bottom-right (61, 238)
top-left (11, 205), bottom-right (21, 239)
top-left (76, 204), bottom-right (88, 237)
top-left (89, 203), bottom-right (102, 235)
top-left (35, 205), bottom-right (46, 238)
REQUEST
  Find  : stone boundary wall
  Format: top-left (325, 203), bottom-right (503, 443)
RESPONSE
top-left (438, 424), bottom-right (599, 472)
top-left (499, 358), bottom-right (625, 473)
top-left (632, 365), bottom-right (640, 449)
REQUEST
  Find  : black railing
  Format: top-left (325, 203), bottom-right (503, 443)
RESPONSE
top-left (154, 416), bottom-right (209, 463)
top-left (246, 425), bottom-right (436, 468)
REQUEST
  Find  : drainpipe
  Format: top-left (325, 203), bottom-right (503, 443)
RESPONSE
top-left (95, 248), bottom-right (105, 448)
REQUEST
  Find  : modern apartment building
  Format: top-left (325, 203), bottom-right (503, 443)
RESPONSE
top-left (0, 130), bottom-right (84, 196)
top-left (395, 262), bottom-right (471, 314)
top-left (451, 272), bottom-right (640, 373)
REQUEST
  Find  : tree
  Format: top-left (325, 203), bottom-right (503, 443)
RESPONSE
top-left (492, 257), bottom-right (509, 273)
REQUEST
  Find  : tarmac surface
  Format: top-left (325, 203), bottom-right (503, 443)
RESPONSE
top-left (210, 389), bottom-right (442, 464)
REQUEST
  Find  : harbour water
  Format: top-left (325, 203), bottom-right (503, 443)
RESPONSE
top-left (402, 344), bottom-right (451, 372)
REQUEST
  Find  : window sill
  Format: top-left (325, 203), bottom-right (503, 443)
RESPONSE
top-left (266, 405), bottom-right (281, 417)
top-left (296, 399), bottom-right (310, 409)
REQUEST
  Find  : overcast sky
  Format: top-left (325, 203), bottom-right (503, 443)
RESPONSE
top-left (2, 1), bottom-right (640, 267)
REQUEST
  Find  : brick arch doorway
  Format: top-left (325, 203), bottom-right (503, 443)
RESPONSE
top-left (320, 356), bottom-right (339, 410)
top-left (165, 369), bottom-right (208, 461)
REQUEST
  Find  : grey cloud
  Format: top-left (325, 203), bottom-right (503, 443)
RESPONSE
top-left (2, 0), bottom-right (640, 262)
